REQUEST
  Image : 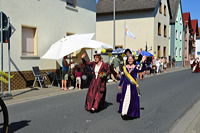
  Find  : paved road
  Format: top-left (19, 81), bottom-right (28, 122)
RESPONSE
top-left (6, 70), bottom-right (200, 133)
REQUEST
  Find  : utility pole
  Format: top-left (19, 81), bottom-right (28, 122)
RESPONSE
top-left (113, 0), bottom-right (116, 50)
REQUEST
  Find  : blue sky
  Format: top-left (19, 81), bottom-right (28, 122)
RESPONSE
top-left (182, 0), bottom-right (200, 25)
top-left (96, 0), bottom-right (200, 25)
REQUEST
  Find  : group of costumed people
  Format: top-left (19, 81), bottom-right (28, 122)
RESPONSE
top-left (81, 49), bottom-right (144, 120)
top-left (190, 57), bottom-right (200, 73)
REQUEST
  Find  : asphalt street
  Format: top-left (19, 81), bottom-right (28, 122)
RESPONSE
top-left (6, 70), bottom-right (200, 133)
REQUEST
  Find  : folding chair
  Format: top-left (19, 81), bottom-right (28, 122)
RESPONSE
top-left (32, 66), bottom-right (47, 88)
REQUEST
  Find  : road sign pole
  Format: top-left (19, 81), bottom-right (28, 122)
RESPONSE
top-left (0, 12), bottom-right (4, 94)
top-left (7, 18), bottom-right (11, 95)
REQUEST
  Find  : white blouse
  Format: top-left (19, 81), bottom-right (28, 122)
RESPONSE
top-left (94, 62), bottom-right (102, 79)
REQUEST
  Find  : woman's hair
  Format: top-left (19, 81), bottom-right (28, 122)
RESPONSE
top-left (124, 49), bottom-right (132, 55)
top-left (77, 67), bottom-right (81, 72)
top-left (126, 55), bottom-right (136, 65)
top-left (94, 54), bottom-right (102, 60)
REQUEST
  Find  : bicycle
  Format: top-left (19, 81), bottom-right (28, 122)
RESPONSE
top-left (0, 97), bottom-right (9, 133)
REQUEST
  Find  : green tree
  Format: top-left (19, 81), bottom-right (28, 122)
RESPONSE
top-left (0, 71), bottom-right (13, 84)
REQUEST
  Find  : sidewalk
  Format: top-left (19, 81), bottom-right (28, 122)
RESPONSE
top-left (170, 99), bottom-right (200, 133)
top-left (145, 66), bottom-right (190, 78)
top-left (4, 87), bottom-right (81, 105)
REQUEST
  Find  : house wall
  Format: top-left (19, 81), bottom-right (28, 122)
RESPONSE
top-left (96, 10), bottom-right (155, 52)
top-left (0, 0), bottom-right (96, 90)
top-left (154, 0), bottom-right (170, 58)
top-left (184, 24), bottom-right (190, 63)
top-left (196, 39), bottom-right (200, 59)
top-left (174, 3), bottom-right (184, 66)
top-left (170, 25), bottom-right (175, 58)
top-left (0, 0), bottom-right (96, 72)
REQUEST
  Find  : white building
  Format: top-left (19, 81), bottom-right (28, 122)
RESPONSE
top-left (0, 0), bottom-right (96, 90)
top-left (196, 28), bottom-right (200, 59)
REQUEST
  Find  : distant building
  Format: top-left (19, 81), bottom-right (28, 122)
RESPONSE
top-left (195, 28), bottom-right (200, 59)
top-left (96, 0), bottom-right (172, 58)
top-left (169, 0), bottom-right (184, 67)
top-left (182, 12), bottom-right (192, 66)
top-left (0, 0), bottom-right (96, 90)
top-left (191, 20), bottom-right (199, 58)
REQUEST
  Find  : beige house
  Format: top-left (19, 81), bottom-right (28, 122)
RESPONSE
top-left (97, 0), bottom-right (172, 58)
top-left (0, 0), bottom-right (96, 90)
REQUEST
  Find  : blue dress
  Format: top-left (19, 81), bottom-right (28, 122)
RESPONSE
top-left (118, 67), bottom-right (140, 118)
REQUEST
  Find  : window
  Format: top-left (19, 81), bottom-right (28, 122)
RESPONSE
top-left (159, 2), bottom-right (162, 14)
top-left (66, 0), bottom-right (77, 8)
top-left (158, 23), bottom-right (161, 36)
top-left (176, 30), bottom-right (178, 40)
top-left (115, 45), bottom-right (123, 49)
top-left (163, 47), bottom-right (166, 57)
top-left (66, 32), bottom-right (74, 36)
top-left (157, 46), bottom-right (161, 57)
top-left (180, 18), bottom-right (182, 25)
top-left (164, 25), bottom-right (167, 37)
top-left (179, 48), bottom-right (182, 57)
top-left (175, 47), bottom-right (178, 57)
top-left (176, 17), bottom-right (179, 22)
top-left (164, 5), bottom-right (167, 16)
top-left (22, 26), bottom-right (37, 56)
top-left (180, 32), bottom-right (182, 41)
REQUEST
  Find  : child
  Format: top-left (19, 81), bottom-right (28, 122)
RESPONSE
top-left (75, 67), bottom-right (82, 90)
top-left (156, 57), bottom-right (161, 73)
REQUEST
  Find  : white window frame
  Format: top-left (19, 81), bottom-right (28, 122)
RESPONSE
top-left (66, 0), bottom-right (77, 8)
top-left (176, 17), bottom-right (179, 22)
top-left (21, 25), bottom-right (38, 57)
top-left (176, 30), bottom-right (178, 40)
top-left (180, 18), bottom-right (182, 25)
top-left (180, 32), bottom-right (182, 41)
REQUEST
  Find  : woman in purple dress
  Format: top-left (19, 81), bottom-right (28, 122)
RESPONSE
top-left (118, 55), bottom-right (140, 120)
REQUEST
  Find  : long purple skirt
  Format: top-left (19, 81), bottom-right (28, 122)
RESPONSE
top-left (118, 83), bottom-right (140, 118)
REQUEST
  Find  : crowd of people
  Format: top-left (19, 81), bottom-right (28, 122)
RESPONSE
top-left (60, 48), bottom-right (197, 120)
top-left (110, 49), bottom-right (169, 82)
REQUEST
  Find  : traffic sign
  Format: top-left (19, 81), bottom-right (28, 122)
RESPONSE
top-left (0, 23), bottom-right (15, 43)
top-left (0, 12), bottom-right (8, 30)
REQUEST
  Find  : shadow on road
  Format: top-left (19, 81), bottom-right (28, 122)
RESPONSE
top-left (96, 101), bottom-right (113, 113)
top-left (12, 88), bottom-right (39, 98)
top-left (8, 120), bottom-right (31, 133)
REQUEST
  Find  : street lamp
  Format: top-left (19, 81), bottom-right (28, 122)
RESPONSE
top-left (113, 0), bottom-right (116, 50)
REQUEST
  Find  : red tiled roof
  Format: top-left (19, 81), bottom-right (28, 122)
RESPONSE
top-left (183, 12), bottom-right (191, 26)
top-left (191, 20), bottom-right (199, 34)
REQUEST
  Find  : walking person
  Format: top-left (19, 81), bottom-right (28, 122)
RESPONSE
top-left (61, 56), bottom-right (70, 91)
top-left (117, 55), bottom-right (140, 120)
top-left (190, 58), bottom-right (194, 70)
top-left (192, 58), bottom-right (200, 73)
top-left (138, 56), bottom-right (147, 80)
top-left (75, 67), bottom-right (82, 90)
top-left (156, 57), bottom-right (161, 73)
top-left (111, 55), bottom-right (121, 81)
top-left (81, 51), bottom-right (110, 112)
top-left (163, 57), bottom-right (168, 72)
